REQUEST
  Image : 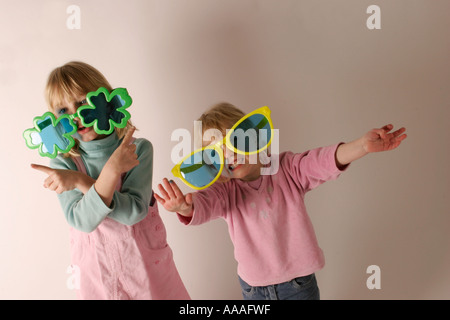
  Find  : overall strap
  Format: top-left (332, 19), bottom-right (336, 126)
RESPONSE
top-left (72, 156), bottom-right (86, 174)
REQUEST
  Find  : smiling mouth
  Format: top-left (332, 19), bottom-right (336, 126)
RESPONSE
top-left (77, 126), bottom-right (90, 134)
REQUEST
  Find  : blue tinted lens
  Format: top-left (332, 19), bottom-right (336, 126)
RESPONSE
top-left (60, 117), bottom-right (75, 134)
top-left (179, 148), bottom-right (222, 188)
top-left (38, 116), bottom-right (72, 154)
top-left (229, 114), bottom-right (271, 153)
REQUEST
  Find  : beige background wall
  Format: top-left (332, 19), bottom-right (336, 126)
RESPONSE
top-left (0, 0), bottom-right (449, 299)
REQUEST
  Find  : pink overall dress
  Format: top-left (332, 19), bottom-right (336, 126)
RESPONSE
top-left (70, 155), bottom-right (190, 300)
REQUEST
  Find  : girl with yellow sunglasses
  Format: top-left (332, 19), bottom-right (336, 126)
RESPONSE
top-left (155, 102), bottom-right (406, 300)
top-left (171, 105), bottom-right (273, 190)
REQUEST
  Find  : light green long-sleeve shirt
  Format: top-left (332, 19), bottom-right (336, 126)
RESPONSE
top-left (50, 132), bottom-right (154, 233)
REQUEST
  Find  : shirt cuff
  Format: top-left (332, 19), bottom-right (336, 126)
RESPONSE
top-left (177, 213), bottom-right (193, 225)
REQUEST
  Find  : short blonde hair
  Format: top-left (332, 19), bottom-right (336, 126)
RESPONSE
top-left (45, 61), bottom-right (134, 157)
top-left (198, 102), bottom-right (245, 137)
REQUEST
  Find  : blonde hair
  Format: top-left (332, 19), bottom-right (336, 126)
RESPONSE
top-left (45, 61), bottom-right (134, 158)
top-left (198, 102), bottom-right (245, 137)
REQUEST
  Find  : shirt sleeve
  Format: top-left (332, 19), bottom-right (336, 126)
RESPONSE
top-left (177, 182), bottom-right (230, 226)
top-left (50, 156), bottom-right (112, 233)
top-left (107, 138), bottom-right (154, 226)
top-left (285, 143), bottom-right (348, 193)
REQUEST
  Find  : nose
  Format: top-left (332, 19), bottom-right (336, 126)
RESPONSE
top-left (222, 145), bottom-right (236, 164)
top-left (72, 114), bottom-right (83, 127)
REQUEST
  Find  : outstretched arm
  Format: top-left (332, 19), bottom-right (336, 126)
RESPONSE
top-left (335, 124), bottom-right (407, 168)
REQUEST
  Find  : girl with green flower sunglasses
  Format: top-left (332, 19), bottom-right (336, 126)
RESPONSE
top-left (28, 61), bottom-right (190, 300)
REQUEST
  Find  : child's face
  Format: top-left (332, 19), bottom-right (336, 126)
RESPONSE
top-left (222, 146), bottom-right (263, 181)
top-left (203, 134), bottom-right (263, 182)
top-left (54, 94), bottom-right (105, 142)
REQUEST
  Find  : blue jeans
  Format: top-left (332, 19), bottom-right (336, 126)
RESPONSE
top-left (238, 274), bottom-right (320, 300)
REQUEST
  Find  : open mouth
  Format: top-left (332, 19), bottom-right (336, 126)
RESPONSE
top-left (77, 126), bottom-right (90, 134)
top-left (227, 164), bottom-right (242, 172)
top-left (226, 155), bottom-right (247, 172)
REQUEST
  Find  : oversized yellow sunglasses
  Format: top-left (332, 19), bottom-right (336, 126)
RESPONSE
top-left (171, 106), bottom-right (273, 190)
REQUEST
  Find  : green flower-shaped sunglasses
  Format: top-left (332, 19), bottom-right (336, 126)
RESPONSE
top-left (23, 87), bottom-right (132, 158)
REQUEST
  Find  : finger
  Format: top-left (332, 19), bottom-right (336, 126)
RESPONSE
top-left (31, 164), bottom-right (55, 175)
top-left (157, 183), bottom-right (171, 200)
top-left (169, 179), bottom-right (185, 199)
top-left (381, 124), bottom-right (393, 132)
top-left (392, 127), bottom-right (406, 138)
top-left (55, 186), bottom-right (64, 194)
top-left (121, 126), bottom-right (136, 146)
top-left (389, 132), bottom-right (407, 150)
top-left (395, 132), bottom-right (407, 143)
top-left (44, 176), bottom-right (54, 188)
top-left (185, 193), bottom-right (193, 206)
top-left (162, 178), bottom-right (176, 199)
top-left (47, 179), bottom-right (57, 192)
top-left (129, 143), bottom-right (137, 153)
top-left (154, 193), bottom-right (166, 205)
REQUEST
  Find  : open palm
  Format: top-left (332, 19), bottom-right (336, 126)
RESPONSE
top-left (363, 124), bottom-right (407, 153)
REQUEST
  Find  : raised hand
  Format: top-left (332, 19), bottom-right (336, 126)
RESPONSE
top-left (94, 126), bottom-right (139, 207)
top-left (335, 124), bottom-right (407, 167)
top-left (105, 126), bottom-right (139, 175)
top-left (154, 178), bottom-right (194, 217)
top-left (362, 124), bottom-right (407, 153)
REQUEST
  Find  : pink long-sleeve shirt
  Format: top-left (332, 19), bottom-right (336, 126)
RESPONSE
top-left (178, 144), bottom-right (346, 286)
